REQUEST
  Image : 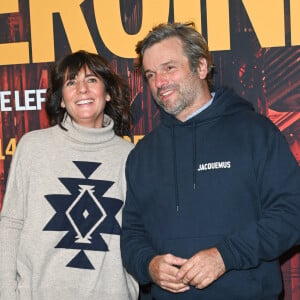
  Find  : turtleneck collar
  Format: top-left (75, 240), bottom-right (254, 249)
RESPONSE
top-left (61, 113), bottom-right (115, 145)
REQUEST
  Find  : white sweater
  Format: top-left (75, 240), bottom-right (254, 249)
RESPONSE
top-left (0, 115), bottom-right (138, 300)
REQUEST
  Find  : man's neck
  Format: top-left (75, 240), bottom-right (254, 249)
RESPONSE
top-left (185, 94), bottom-right (214, 121)
top-left (176, 92), bottom-right (213, 122)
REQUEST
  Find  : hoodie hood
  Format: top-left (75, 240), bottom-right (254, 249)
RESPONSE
top-left (158, 87), bottom-right (255, 211)
top-left (160, 87), bottom-right (254, 127)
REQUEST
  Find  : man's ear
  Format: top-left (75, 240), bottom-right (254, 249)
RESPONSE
top-left (197, 58), bottom-right (208, 79)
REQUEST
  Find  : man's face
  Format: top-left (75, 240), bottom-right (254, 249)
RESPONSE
top-left (142, 37), bottom-right (208, 121)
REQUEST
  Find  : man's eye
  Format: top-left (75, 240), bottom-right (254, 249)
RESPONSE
top-left (145, 73), bottom-right (153, 80)
top-left (167, 66), bottom-right (174, 71)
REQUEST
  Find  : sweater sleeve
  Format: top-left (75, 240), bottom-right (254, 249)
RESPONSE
top-left (0, 139), bottom-right (27, 299)
top-left (120, 154), bottom-right (157, 285)
top-left (217, 130), bottom-right (300, 271)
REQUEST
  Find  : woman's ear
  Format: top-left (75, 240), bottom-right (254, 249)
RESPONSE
top-left (61, 99), bottom-right (66, 108)
top-left (106, 94), bottom-right (111, 102)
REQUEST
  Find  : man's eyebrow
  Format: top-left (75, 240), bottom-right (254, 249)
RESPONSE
top-left (143, 60), bottom-right (176, 74)
top-left (143, 69), bottom-right (153, 74)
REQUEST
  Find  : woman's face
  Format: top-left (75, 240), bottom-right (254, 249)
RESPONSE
top-left (61, 66), bottom-right (111, 128)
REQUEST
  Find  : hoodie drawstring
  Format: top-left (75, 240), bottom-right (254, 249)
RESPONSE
top-left (172, 126), bottom-right (180, 212)
top-left (172, 123), bottom-right (197, 213)
top-left (193, 122), bottom-right (197, 190)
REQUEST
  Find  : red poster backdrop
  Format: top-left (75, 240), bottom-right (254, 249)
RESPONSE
top-left (0, 1), bottom-right (299, 299)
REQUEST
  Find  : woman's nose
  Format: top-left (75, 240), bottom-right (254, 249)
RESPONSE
top-left (77, 81), bottom-right (87, 93)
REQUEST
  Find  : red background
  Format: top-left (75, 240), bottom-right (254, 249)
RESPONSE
top-left (0, 1), bottom-right (299, 298)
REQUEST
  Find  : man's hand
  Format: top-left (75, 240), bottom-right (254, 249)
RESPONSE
top-left (149, 254), bottom-right (190, 293)
top-left (176, 247), bottom-right (225, 289)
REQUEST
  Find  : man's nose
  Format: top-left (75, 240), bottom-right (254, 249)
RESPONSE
top-left (155, 72), bottom-right (168, 88)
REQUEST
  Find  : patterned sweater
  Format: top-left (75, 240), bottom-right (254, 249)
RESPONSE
top-left (0, 114), bottom-right (138, 300)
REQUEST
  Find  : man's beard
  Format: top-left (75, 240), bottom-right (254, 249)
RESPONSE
top-left (155, 84), bottom-right (187, 116)
top-left (153, 73), bottom-right (201, 116)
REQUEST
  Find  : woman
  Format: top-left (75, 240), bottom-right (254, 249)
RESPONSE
top-left (0, 50), bottom-right (138, 299)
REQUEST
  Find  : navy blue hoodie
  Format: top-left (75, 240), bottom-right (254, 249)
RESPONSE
top-left (121, 88), bottom-right (300, 299)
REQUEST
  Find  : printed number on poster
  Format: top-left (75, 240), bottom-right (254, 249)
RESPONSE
top-left (0, 138), bottom-right (16, 160)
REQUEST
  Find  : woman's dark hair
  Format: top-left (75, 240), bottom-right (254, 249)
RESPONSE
top-left (46, 50), bottom-right (131, 136)
top-left (135, 22), bottom-right (215, 91)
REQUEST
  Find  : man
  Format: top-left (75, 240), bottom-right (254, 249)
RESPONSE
top-left (121, 22), bottom-right (300, 299)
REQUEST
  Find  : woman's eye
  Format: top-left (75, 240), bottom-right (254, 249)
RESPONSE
top-left (88, 77), bottom-right (97, 83)
top-left (66, 80), bottom-right (75, 86)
